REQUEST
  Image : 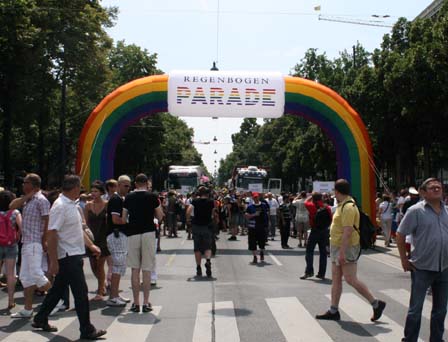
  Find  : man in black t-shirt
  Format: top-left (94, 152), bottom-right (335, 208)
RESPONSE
top-left (106, 175), bottom-right (131, 307)
top-left (122, 174), bottom-right (163, 313)
top-left (186, 186), bottom-right (215, 278)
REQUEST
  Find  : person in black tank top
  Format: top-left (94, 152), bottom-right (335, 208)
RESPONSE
top-left (186, 186), bottom-right (215, 278)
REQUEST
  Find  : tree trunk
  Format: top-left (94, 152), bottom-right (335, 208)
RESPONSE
top-left (395, 153), bottom-right (401, 190)
top-left (423, 145), bottom-right (431, 180)
top-left (59, 70), bottom-right (67, 183)
top-left (38, 110), bottom-right (45, 185)
top-left (2, 71), bottom-right (15, 187)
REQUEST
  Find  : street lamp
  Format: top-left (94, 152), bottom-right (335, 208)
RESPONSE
top-left (210, 61), bottom-right (219, 71)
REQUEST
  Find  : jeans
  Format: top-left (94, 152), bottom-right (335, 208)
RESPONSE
top-left (403, 267), bottom-right (448, 342)
top-left (34, 255), bottom-right (95, 336)
top-left (305, 230), bottom-right (328, 276)
top-left (269, 215), bottom-right (277, 237)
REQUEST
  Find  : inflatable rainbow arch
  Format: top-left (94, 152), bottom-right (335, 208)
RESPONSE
top-left (76, 75), bottom-right (376, 218)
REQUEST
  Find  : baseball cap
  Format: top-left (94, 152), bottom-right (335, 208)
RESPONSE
top-left (252, 192), bottom-right (260, 198)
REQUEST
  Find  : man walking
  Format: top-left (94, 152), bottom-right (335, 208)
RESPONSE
top-left (245, 192), bottom-right (269, 264)
top-left (186, 186), bottom-right (215, 277)
top-left (266, 193), bottom-right (279, 241)
top-left (32, 175), bottom-right (106, 340)
top-left (301, 192), bottom-right (331, 280)
top-left (123, 174), bottom-right (163, 313)
top-left (397, 178), bottom-right (448, 342)
top-left (10, 173), bottom-right (52, 318)
top-left (316, 179), bottom-right (386, 321)
top-left (278, 195), bottom-right (292, 249)
top-left (106, 175), bottom-right (132, 307)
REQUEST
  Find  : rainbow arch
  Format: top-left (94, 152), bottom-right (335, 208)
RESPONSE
top-left (76, 74), bottom-right (376, 218)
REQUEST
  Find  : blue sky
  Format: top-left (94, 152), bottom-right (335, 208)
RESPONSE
top-left (101, 0), bottom-right (432, 174)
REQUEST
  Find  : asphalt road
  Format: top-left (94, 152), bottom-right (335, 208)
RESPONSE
top-left (0, 230), bottom-right (439, 342)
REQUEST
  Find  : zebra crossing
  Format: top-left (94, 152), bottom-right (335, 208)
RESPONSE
top-left (1, 287), bottom-right (439, 341)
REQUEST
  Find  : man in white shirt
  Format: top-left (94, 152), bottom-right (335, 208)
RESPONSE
top-left (32, 175), bottom-right (106, 340)
top-left (266, 193), bottom-right (279, 241)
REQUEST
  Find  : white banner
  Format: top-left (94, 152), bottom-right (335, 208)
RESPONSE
top-left (248, 183), bottom-right (263, 193)
top-left (168, 70), bottom-right (285, 118)
top-left (313, 181), bottom-right (335, 193)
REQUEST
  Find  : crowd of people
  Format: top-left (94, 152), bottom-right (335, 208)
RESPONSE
top-left (0, 173), bottom-right (446, 341)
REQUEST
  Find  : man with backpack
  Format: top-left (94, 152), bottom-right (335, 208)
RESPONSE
top-left (316, 179), bottom-right (386, 321)
top-left (300, 192), bottom-right (331, 280)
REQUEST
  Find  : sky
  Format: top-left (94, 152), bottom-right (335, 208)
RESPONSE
top-left (101, 0), bottom-right (432, 175)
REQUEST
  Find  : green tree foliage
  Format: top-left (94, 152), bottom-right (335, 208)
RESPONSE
top-left (220, 5), bottom-right (448, 191)
top-left (0, 1), bottom-right (204, 189)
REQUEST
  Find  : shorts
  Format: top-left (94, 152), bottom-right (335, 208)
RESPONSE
top-left (229, 215), bottom-right (239, 227)
top-left (127, 232), bottom-right (156, 272)
top-left (248, 228), bottom-right (267, 251)
top-left (19, 242), bottom-right (49, 288)
top-left (107, 232), bottom-right (128, 276)
top-left (0, 244), bottom-right (18, 260)
top-left (295, 216), bottom-right (309, 224)
top-left (330, 244), bottom-right (361, 266)
top-left (192, 224), bottom-right (212, 252)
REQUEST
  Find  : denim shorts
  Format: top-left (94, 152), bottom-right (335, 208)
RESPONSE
top-left (0, 244), bottom-right (18, 260)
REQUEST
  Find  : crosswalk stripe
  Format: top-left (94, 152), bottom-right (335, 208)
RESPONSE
top-left (326, 293), bottom-right (422, 342)
top-left (193, 301), bottom-right (240, 342)
top-left (3, 315), bottom-right (77, 342)
top-left (267, 252), bottom-right (283, 266)
top-left (266, 297), bottom-right (333, 342)
top-left (380, 288), bottom-right (448, 325)
top-left (105, 306), bottom-right (162, 342)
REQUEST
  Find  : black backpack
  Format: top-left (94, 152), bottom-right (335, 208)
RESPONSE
top-left (342, 200), bottom-right (376, 250)
top-left (314, 205), bottom-right (332, 230)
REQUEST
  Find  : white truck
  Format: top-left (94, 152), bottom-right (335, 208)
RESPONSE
top-left (166, 165), bottom-right (206, 195)
top-left (230, 166), bottom-right (282, 194)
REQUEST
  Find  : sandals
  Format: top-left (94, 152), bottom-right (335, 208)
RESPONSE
top-left (90, 294), bottom-right (104, 301)
top-left (32, 321), bottom-right (58, 332)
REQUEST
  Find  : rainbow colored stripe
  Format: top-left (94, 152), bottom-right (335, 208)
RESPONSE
top-left (76, 74), bottom-right (375, 218)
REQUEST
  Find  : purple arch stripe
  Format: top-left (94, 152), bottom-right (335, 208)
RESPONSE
top-left (99, 102), bottom-right (168, 180)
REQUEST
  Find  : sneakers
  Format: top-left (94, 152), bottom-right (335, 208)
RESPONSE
top-left (11, 309), bottom-right (33, 318)
top-left (80, 329), bottom-right (107, 340)
top-left (371, 300), bottom-right (386, 322)
top-left (300, 273), bottom-right (314, 280)
top-left (260, 251), bottom-right (264, 261)
top-left (251, 256), bottom-right (258, 264)
top-left (142, 303), bottom-right (153, 313)
top-left (119, 295), bottom-right (131, 303)
top-left (106, 297), bottom-right (127, 307)
top-left (316, 274), bottom-right (326, 280)
top-left (151, 279), bottom-right (157, 286)
top-left (205, 261), bottom-right (212, 278)
top-left (130, 303), bottom-right (140, 313)
top-left (196, 265), bottom-right (202, 277)
top-left (316, 310), bottom-right (341, 321)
